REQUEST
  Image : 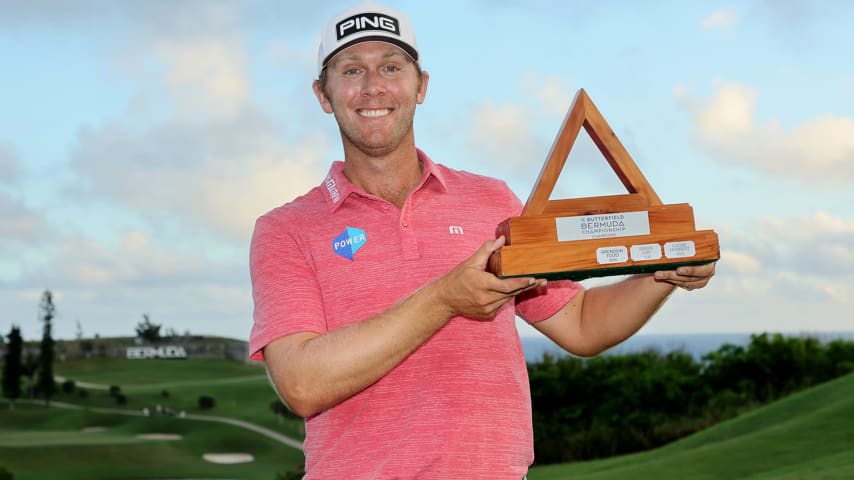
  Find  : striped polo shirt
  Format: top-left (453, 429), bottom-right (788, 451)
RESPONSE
top-left (249, 149), bottom-right (580, 479)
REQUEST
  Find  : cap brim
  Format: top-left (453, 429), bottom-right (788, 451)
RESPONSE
top-left (321, 36), bottom-right (419, 72)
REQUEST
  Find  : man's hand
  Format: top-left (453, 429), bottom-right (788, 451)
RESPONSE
top-left (653, 261), bottom-right (716, 291)
top-left (432, 236), bottom-right (544, 320)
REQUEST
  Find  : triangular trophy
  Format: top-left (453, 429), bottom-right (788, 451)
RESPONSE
top-left (488, 89), bottom-right (720, 281)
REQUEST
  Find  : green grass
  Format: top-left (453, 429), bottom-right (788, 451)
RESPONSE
top-left (55, 357), bottom-right (266, 387)
top-left (0, 403), bottom-right (305, 480)
top-left (51, 358), bottom-right (304, 439)
top-left (2, 358), bottom-right (305, 480)
top-left (5, 359), bottom-right (854, 479)
top-left (528, 372), bottom-right (854, 480)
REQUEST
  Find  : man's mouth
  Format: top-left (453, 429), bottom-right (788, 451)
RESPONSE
top-left (358, 108), bottom-right (391, 118)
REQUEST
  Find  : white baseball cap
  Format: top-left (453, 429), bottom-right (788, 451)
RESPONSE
top-left (317, 0), bottom-right (419, 77)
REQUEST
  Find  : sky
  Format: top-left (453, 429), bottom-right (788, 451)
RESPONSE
top-left (1, 0), bottom-right (852, 344)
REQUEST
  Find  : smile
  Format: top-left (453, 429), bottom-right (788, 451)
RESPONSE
top-left (358, 109), bottom-right (391, 118)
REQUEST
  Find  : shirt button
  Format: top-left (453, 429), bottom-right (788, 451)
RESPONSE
top-left (401, 220), bottom-right (409, 227)
top-left (383, 204), bottom-right (389, 210)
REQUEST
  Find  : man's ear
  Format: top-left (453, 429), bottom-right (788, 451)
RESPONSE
top-left (416, 70), bottom-right (429, 105)
top-left (313, 80), bottom-right (334, 114)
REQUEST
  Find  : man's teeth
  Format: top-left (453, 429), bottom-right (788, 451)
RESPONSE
top-left (359, 109), bottom-right (390, 118)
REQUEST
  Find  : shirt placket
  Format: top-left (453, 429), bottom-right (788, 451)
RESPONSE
top-left (399, 197), bottom-right (420, 261)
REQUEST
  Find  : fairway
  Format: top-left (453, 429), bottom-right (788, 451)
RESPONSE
top-left (3, 358), bottom-right (853, 479)
top-left (0, 428), bottom-right (173, 447)
top-left (55, 358), bottom-right (266, 388)
top-left (0, 403), bottom-right (304, 480)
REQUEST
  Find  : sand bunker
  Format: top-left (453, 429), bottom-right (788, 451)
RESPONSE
top-left (137, 433), bottom-right (183, 440)
top-left (202, 453), bottom-right (255, 464)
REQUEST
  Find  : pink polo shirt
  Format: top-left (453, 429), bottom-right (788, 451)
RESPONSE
top-left (249, 150), bottom-right (581, 479)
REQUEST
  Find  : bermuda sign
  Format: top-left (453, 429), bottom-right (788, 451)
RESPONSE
top-left (126, 345), bottom-right (188, 360)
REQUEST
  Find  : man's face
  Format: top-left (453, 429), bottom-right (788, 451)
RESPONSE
top-left (314, 42), bottom-right (428, 158)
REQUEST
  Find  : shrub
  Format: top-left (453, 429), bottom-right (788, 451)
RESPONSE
top-left (0, 466), bottom-right (13, 480)
top-left (115, 394), bottom-right (127, 406)
top-left (61, 379), bottom-right (76, 394)
top-left (271, 399), bottom-right (301, 420)
top-left (109, 385), bottom-right (121, 397)
top-left (276, 465), bottom-right (305, 480)
top-left (161, 390), bottom-right (170, 398)
top-left (77, 388), bottom-right (88, 398)
top-left (198, 395), bottom-right (215, 410)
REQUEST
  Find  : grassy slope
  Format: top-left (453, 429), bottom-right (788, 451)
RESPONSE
top-left (528, 372), bottom-right (854, 480)
top-left (4, 360), bottom-right (854, 479)
top-left (0, 405), bottom-right (304, 480)
top-left (1, 358), bottom-right (305, 480)
top-left (52, 358), bottom-right (304, 439)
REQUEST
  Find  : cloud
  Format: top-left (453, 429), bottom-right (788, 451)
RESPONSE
top-left (70, 112), bottom-right (329, 243)
top-left (155, 35), bottom-right (252, 121)
top-left (676, 81), bottom-right (854, 185)
top-left (465, 75), bottom-right (578, 179)
top-left (752, 211), bottom-right (854, 277)
top-left (467, 101), bottom-right (541, 176)
top-left (61, 1), bottom-right (331, 244)
top-left (521, 74), bottom-right (575, 116)
top-left (0, 143), bottom-right (19, 183)
top-left (720, 249), bottom-right (761, 275)
top-left (714, 211), bottom-right (853, 306)
top-left (0, 192), bottom-right (47, 243)
top-left (25, 230), bottom-right (242, 288)
top-left (6, 229), bottom-right (254, 339)
top-left (701, 9), bottom-right (739, 29)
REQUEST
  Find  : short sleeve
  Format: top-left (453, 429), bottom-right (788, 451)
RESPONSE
top-left (515, 280), bottom-right (584, 324)
top-left (248, 214), bottom-right (327, 361)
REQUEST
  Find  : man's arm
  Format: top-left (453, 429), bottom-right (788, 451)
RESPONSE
top-left (533, 263), bottom-right (716, 357)
top-left (264, 237), bottom-right (544, 418)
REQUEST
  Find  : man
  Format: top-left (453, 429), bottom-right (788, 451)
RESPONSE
top-left (249, 1), bottom-right (715, 478)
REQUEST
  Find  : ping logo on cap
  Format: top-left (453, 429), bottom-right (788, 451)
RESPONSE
top-left (336, 12), bottom-right (400, 40)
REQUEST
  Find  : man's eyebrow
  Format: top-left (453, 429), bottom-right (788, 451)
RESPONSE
top-left (332, 46), bottom-right (408, 65)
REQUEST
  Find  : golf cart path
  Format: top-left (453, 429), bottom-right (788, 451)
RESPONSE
top-left (54, 375), bottom-right (268, 392)
top-left (9, 398), bottom-right (303, 451)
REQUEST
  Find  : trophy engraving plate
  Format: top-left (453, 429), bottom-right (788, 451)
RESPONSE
top-left (556, 211), bottom-right (651, 242)
top-left (487, 89), bottom-right (720, 281)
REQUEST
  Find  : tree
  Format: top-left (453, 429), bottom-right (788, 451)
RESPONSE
top-left (198, 395), bottom-right (216, 410)
top-left (35, 291), bottom-right (56, 405)
top-left (0, 466), bottom-right (13, 480)
top-left (2, 326), bottom-right (23, 409)
top-left (135, 314), bottom-right (161, 343)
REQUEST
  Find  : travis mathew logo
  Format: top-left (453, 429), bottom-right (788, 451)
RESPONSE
top-left (332, 226), bottom-right (367, 261)
top-left (336, 12), bottom-right (400, 40)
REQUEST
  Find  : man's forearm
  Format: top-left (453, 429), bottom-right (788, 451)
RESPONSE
top-left (265, 282), bottom-right (454, 417)
top-left (579, 274), bottom-right (676, 353)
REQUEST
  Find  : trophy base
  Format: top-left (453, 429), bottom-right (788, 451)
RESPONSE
top-left (488, 230), bottom-right (719, 282)
top-left (494, 259), bottom-right (716, 282)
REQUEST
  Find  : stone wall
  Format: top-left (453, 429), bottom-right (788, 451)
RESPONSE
top-left (3, 337), bottom-right (250, 363)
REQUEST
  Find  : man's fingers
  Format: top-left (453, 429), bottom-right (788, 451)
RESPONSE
top-left (470, 236), bottom-right (506, 270)
top-left (489, 276), bottom-right (546, 297)
top-left (654, 262), bottom-right (716, 291)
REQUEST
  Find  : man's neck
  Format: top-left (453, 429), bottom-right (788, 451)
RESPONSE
top-left (341, 145), bottom-right (423, 209)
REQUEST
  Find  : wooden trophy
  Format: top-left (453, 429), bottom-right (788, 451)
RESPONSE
top-left (488, 89), bottom-right (719, 281)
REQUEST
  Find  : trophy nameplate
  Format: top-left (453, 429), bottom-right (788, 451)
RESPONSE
top-left (488, 89), bottom-right (720, 281)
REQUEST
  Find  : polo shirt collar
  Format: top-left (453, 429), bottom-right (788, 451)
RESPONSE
top-left (321, 148), bottom-right (448, 212)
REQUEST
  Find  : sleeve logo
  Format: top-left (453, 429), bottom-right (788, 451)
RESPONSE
top-left (332, 226), bottom-right (367, 261)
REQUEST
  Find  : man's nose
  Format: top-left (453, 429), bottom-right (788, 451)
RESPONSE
top-left (361, 69), bottom-right (386, 96)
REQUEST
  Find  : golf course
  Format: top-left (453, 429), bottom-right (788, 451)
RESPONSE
top-left (1, 357), bottom-right (852, 479)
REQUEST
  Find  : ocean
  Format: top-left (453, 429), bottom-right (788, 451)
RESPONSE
top-left (519, 331), bottom-right (854, 363)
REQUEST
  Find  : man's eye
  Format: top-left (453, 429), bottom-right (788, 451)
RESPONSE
top-left (343, 68), bottom-right (361, 76)
top-left (382, 65), bottom-right (400, 73)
